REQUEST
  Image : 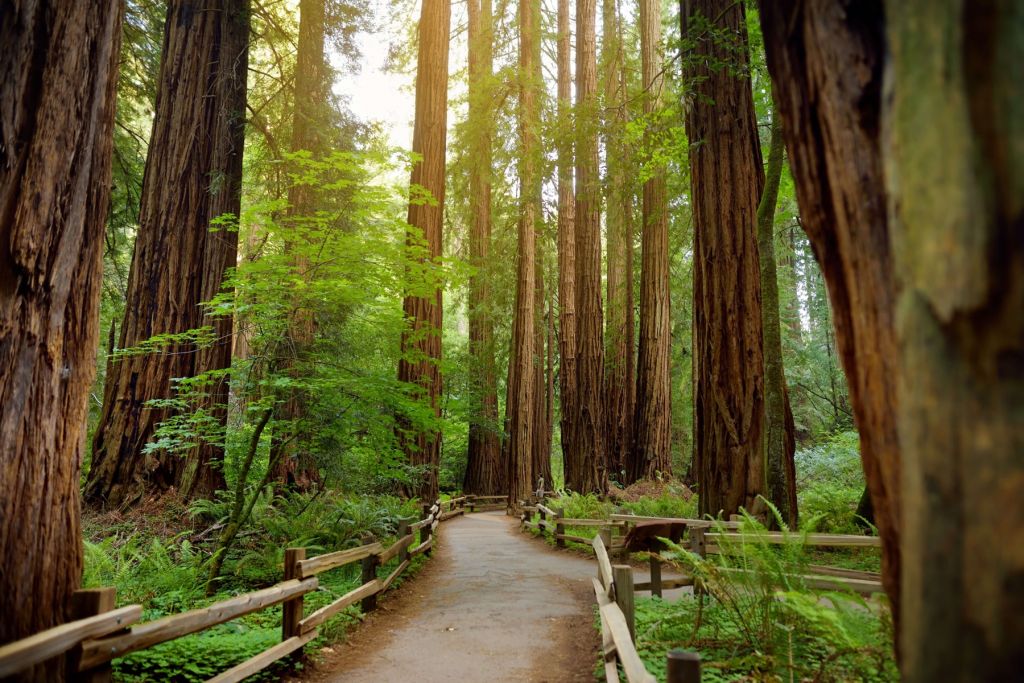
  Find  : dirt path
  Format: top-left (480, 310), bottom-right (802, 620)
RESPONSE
top-left (299, 511), bottom-right (600, 683)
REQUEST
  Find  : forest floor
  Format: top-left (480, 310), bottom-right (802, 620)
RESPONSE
top-left (292, 511), bottom-right (603, 682)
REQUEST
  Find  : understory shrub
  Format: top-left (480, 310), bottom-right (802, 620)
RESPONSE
top-left (795, 430), bottom-right (866, 534)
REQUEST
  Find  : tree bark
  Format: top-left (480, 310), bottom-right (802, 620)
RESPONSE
top-left (757, 105), bottom-right (798, 527)
top-left (271, 0), bottom-right (328, 492)
top-left (632, 0), bottom-right (673, 483)
top-left (684, 0), bottom-right (767, 519)
top-left (0, 0), bottom-right (121, 665)
top-left (885, 2), bottom-right (1024, 678)
top-left (556, 0), bottom-right (578, 489)
top-left (602, 0), bottom-right (636, 485)
top-left (463, 0), bottom-right (503, 495)
top-left (399, 0), bottom-right (450, 501)
top-left (758, 0), bottom-right (901, 626)
top-left (85, 0), bottom-right (249, 508)
top-left (532, 258), bottom-right (552, 491)
top-left (507, 0), bottom-right (540, 505)
top-left (569, 0), bottom-right (606, 493)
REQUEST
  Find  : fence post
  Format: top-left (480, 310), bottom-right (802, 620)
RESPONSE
top-left (421, 503), bottom-right (433, 557)
top-left (69, 587), bottom-right (116, 682)
top-left (398, 518), bottom-right (411, 563)
top-left (360, 534), bottom-right (380, 612)
top-left (555, 507), bottom-right (565, 548)
top-left (599, 527), bottom-right (612, 555)
top-left (650, 554), bottom-right (663, 598)
top-left (666, 649), bottom-right (701, 683)
top-left (689, 526), bottom-right (706, 558)
top-left (282, 547), bottom-right (306, 640)
top-left (612, 565), bottom-right (636, 641)
top-left (468, 494), bottom-right (475, 513)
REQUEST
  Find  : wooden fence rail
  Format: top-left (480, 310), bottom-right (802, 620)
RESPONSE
top-left (0, 496), bottom-right (464, 682)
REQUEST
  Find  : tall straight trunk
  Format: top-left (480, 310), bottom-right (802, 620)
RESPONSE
top-left (399, 0), bottom-right (450, 501)
top-left (885, 3), bottom-right (1024, 678)
top-left (532, 258), bottom-right (552, 491)
top-left (603, 0), bottom-right (636, 485)
top-left (85, 0), bottom-right (249, 508)
top-left (757, 106), bottom-right (798, 527)
top-left (464, 0), bottom-right (502, 495)
top-left (0, 0), bottom-right (120, 665)
top-left (272, 0), bottom-right (327, 491)
top-left (684, 0), bottom-right (767, 519)
top-left (570, 0), bottom-right (606, 493)
top-left (556, 0), bottom-right (578, 484)
top-left (507, 0), bottom-right (540, 505)
top-left (632, 0), bottom-right (673, 482)
top-left (758, 0), bottom-right (901, 627)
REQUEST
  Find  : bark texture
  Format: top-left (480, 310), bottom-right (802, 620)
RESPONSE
top-left (0, 0), bottom-right (121, 663)
top-left (85, 0), bottom-right (249, 508)
top-left (885, 2), bottom-right (1024, 678)
top-left (758, 0), bottom-right (901, 623)
top-left (632, 0), bottom-right (673, 482)
top-left (463, 0), bottom-right (503, 495)
top-left (569, 0), bottom-right (605, 493)
top-left (556, 0), bottom-right (578, 487)
top-left (399, 0), bottom-right (450, 501)
top-left (685, 0), bottom-right (766, 518)
top-left (602, 0), bottom-right (635, 484)
top-left (272, 0), bottom-right (327, 491)
top-left (532, 261), bottom-right (552, 491)
top-left (757, 107), bottom-right (798, 527)
top-left (506, 0), bottom-right (540, 505)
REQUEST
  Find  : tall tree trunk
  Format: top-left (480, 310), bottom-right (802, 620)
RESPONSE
top-left (603, 0), bottom-right (636, 486)
top-left (570, 0), bottom-right (606, 493)
top-left (885, 3), bottom-right (1024, 678)
top-left (463, 0), bottom-right (502, 495)
top-left (632, 0), bottom-right (673, 483)
top-left (684, 0), bottom-right (767, 519)
top-left (271, 0), bottom-right (327, 491)
top-left (0, 0), bottom-right (120, 666)
top-left (85, 0), bottom-right (249, 508)
top-left (507, 0), bottom-right (540, 505)
top-left (556, 0), bottom-right (578, 487)
top-left (532, 258), bottom-right (552, 492)
top-left (758, 0), bottom-right (901, 627)
top-left (399, 0), bottom-right (449, 502)
top-left (757, 105), bottom-right (798, 527)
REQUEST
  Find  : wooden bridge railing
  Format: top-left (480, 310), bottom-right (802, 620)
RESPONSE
top-left (0, 496), bottom-right (468, 682)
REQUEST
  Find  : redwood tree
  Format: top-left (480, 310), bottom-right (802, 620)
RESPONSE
top-left (507, 0), bottom-right (540, 505)
top-left (885, 3), bottom-right (1024, 677)
top-left (556, 0), bottom-right (579, 486)
top-left (758, 0), bottom-right (901, 623)
top-left (85, 0), bottom-right (250, 508)
top-left (631, 0), bottom-right (673, 482)
top-left (399, 0), bottom-right (450, 501)
top-left (570, 0), bottom-right (606, 493)
top-left (0, 0), bottom-right (121, 661)
top-left (463, 0), bottom-right (503, 495)
top-left (684, 0), bottom-right (767, 518)
top-left (602, 0), bottom-right (636, 484)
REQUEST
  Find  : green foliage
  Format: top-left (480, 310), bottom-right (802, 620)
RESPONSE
top-left (643, 513), bottom-right (896, 682)
top-left (796, 431), bottom-right (866, 534)
top-left (619, 491), bottom-right (698, 520)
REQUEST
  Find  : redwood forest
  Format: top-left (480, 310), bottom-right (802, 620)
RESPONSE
top-left (1, 1), bottom-right (1021, 682)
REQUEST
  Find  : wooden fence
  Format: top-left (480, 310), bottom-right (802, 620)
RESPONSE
top-left (0, 496), bottom-right (469, 682)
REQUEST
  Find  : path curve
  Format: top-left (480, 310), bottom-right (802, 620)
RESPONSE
top-left (300, 511), bottom-right (600, 683)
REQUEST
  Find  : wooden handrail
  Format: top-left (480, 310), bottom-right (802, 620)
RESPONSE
top-left (0, 606), bottom-right (141, 678)
top-left (704, 532), bottom-right (881, 548)
top-left (299, 579), bottom-right (382, 633)
top-left (297, 542), bottom-right (383, 578)
top-left (78, 578), bottom-right (317, 669)
top-left (207, 630), bottom-right (318, 683)
top-left (379, 533), bottom-right (415, 564)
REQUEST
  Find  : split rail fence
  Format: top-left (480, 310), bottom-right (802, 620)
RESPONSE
top-left (0, 496), bottom-right (469, 682)
top-left (520, 500), bottom-right (885, 683)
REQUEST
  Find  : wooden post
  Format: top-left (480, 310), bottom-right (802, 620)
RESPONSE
top-left (599, 527), bottom-right (612, 554)
top-left (420, 504), bottom-right (432, 557)
top-left (612, 565), bottom-right (636, 641)
top-left (398, 518), bottom-right (411, 563)
top-left (69, 588), bottom-right (116, 682)
top-left (555, 507), bottom-right (565, 548)
top-left (689, 526), bottom-right (706, 558)
top-left (666, 649), bottom-right (701, 683)
top-left (538, 504), bottom-right (547, 534)
top-left (282, 547), bottom-right (306, 640)
top-left (650, 554), bottom-right (663, 598)
top-left (360, 534), bottom-right (380, 612)
top-left (468, 494), bottom-right (475, 513)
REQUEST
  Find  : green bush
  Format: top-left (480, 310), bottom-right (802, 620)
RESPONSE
top-left (795, 430), bottom-right (866, 533)
top-left (619, 490), bottom-right (697, 519)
